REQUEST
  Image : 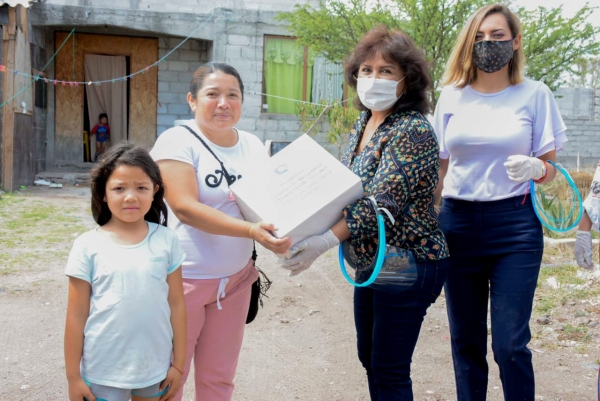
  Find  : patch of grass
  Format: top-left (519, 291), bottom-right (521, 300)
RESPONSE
top-left (557, 324), bottom-right (592, 343)
top-left (0, 193), bottom-right (87, 276)
top-left (0, 266), bottom-right (17, 276)
top-left (540, 341), bottom-right (558, 350)
top-left (536, 297), bottom-right (557, 314)
top-left (534, 265), bottom-right (600, 316)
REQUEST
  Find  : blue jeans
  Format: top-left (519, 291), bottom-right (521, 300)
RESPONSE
top-left (439, 196), bottom-right (543, 401)
top-left (354, 256), bottom-right (449, 400)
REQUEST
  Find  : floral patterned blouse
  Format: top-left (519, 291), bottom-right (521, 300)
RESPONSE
top-left (342, 110), bottom-right (449, 269)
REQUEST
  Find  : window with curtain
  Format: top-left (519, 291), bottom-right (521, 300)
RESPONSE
top-left (263, 37), bottom-right (344, 114)
top-left (263, 37), bottom-right (314, 114)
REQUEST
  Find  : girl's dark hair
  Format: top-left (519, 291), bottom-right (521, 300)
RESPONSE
top-left (99, 113), bottom-right (108, 121)
top-left (189, 61), bottom-right (244, 101)
top-left (344, 26), bottom-right (432, 115)
top-left (90, 142), bottom-right (168, 227)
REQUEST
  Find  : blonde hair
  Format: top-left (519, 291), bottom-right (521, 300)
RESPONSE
top-left (442, 4), bottom-right (525, 87)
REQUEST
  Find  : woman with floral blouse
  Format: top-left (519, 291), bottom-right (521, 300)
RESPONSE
top-left (279, 26), bottom-right (449, 400)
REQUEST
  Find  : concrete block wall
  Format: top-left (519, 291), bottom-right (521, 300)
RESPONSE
top-left (554, 87), bottom-right (594, 118)
top-left (44, 0), bottom-right (318, 14)
top-left (221, 29), bottom-right (332, 149)
top-left (559, 116), bottom-right (600, 170)
top-left (156, 37), bottom-right (211, 136)
top-left (555, 87), bottom-right (600, 170)
top-left (222, 33), bottom-right (264, 137)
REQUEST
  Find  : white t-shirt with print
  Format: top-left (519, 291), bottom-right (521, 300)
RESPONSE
top-left (65, 222), bottom-right (186, 388)
top-left (433, 79), bottom-right (568, 202)
top-left (150, 120), bottom-right (269, 279)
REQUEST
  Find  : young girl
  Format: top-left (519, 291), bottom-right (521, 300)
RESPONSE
top-left (64, 142), bottom-right (187, 401)
top-left (91, 113), bottom-right (111, 161)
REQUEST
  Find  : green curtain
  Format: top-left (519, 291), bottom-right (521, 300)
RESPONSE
top-left (264, 38), bottom-right (315, 114)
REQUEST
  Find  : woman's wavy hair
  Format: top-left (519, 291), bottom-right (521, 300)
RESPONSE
top-left (344, 25), bottom-right (432, 115)
top-left (442, 4), bottom-right (524, 87)
top-left (90, 142), bottom-right (168, 227)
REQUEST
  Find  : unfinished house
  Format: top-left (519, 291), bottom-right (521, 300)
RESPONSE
top-left (1, 0), bottom-right (344, 190)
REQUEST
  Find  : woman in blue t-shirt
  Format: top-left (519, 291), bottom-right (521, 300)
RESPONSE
top-left (433, 4), bottom-right (567, 400)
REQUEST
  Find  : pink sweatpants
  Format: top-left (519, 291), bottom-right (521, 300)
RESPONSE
top-left (173, 259), bottom-right (258, 401)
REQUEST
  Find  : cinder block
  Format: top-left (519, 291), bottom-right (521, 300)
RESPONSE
top-left (158, 114), bottom-right (176, 126)
top-left (228, 35), bottom-right (251, 46)
top-left (179, 50), bottom-right (201, 62)
top-left (158, 92), bottom-right (179, 104)
top-left (179, 93), bottom-right (190, 104)
top-left (170, 82), bottom-right (191, 93)
top-left (278, 119), bottom-right (301, 131)
top-left (226, 45), bottom-right (243, 59)
top-left (159, 71), bottom-right (180, 83)
top-left (241, 46), bottom-right (261, 60)
top-left (265, 130), bottom-right (290, 142)
top-left (169, 37), bottom-right (191, 50)
top-left (162, 49), bottom-right (180, 60)
top-left (242, 106), bottom-right (261, 118)
top-left (169, 61), bottom-right (190, 72)
top-left (190, 40), bottom-right (201, 51)
top-left (168, 104), bottom-right (190, 115)
top-left (157, 103), bottom-right (168, 114)
top-left (242, 93), bottom-right (262, 108)
top-left (158, 82), bottom-right (170, 92)
top-left (237, 118), bottom-right (257, 132)
top-left (266, 119), bottom-right (278, 131)
top-left (179, 71), bottom-right (194, 83)
top-left (255, 119), bottom-right (267, 131)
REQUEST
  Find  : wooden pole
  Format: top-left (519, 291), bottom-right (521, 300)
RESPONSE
top-left (1, 7), bottom-right (17, 191)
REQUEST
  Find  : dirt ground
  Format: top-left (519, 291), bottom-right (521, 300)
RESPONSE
top-left (0, 187), bottom-right (598, 401)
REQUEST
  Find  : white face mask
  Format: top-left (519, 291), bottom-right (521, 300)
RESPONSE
top-left (356, 76), bottom-right (406, 112)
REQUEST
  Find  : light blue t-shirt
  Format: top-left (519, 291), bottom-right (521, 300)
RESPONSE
top-left (65, 222), bottom-right (186, 388)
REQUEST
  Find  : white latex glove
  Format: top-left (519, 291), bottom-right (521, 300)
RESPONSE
top-left (278, 230), bottom-right (340, 277)
top-left (504, 155), bottom-right (545, 183)
top-left (575, 230), bottom-right (594, 270)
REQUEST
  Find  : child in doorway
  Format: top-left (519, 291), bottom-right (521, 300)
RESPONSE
top-left (91, 113), bottom-right (111, 161)
top-left (64, 142), bottom-right (187, 401)
top-left (575, 160), bottom-right (600, 271)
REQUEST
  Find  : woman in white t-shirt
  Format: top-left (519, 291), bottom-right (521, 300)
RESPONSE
top-left (433, 5), bottom-right (567, 400)
top-left (150, 62), bottom-right (291, 401)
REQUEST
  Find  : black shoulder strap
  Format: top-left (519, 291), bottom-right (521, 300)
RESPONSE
top-left (181, 125), bottom-right (238, 187)
top-left (181, 124), bottom-right (258, 261)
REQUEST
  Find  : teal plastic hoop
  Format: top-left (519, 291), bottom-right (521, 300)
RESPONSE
top-left (339, 213), bottom-right (387, 287)
top-left (530, 160), bottom-right (583, 232)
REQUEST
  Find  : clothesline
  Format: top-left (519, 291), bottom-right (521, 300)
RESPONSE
top-left (0, 27), bottom-right (75, 109)
top-left (0, 16), bottom-right (216, 90)
top-left (246, 90), bottom-right (355, 108)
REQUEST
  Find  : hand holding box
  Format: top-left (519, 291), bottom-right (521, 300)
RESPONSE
top-left (230, 134), bottom-right (364, 247)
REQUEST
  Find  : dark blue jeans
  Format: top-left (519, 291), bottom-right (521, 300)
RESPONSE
top-left (354, 256), bottom-right (449, 401)
top-left (439, 196), bottom-right (543, 401)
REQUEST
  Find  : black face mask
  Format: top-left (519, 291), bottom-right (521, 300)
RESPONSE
top-left (472, 39), bottom-right (515, 73)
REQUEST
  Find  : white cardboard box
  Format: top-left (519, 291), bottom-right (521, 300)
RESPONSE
top-left (230, 134), bottom-right (364, 246)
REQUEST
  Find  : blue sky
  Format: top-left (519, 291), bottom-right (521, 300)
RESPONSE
top-left (517, 0), bottom-right (599, 25)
